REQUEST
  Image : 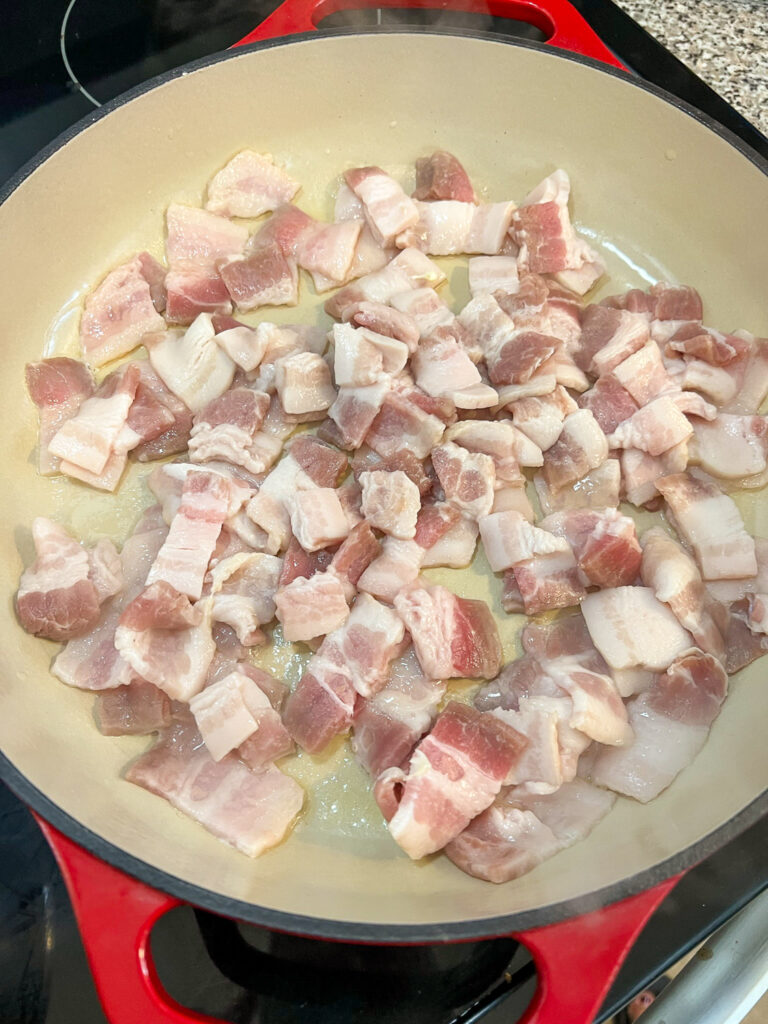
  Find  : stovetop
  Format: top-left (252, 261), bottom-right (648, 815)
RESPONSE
top-left (1, 2), bottom-right (767, 1022)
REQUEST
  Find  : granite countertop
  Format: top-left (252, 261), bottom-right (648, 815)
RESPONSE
top-left (614, 0), bottom-right (768, 136)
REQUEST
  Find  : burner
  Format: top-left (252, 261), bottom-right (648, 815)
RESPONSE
top-left (59, 0), bottom-right (279, 108)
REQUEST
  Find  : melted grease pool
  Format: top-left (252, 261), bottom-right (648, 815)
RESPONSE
top-left (34, 169), bottom-right (765, 851)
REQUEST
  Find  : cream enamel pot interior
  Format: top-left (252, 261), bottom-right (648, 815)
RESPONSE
top-left (0, 30), bottom-right (766, 941)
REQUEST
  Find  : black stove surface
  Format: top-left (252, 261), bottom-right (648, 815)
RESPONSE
top-left (1, 2), bottom-right (767, 1022)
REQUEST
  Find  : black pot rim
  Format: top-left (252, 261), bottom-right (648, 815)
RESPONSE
top-left (1, 26), bottom-right (766, 942)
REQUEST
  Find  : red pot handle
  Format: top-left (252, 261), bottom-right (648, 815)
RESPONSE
top-left (233, 0), bottom-right (626, 69)
top-left (34, 812), bottom-right (679, 1024)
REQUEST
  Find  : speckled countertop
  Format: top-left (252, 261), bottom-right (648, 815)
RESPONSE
top-left (613, 0), bottom-right (768, 136)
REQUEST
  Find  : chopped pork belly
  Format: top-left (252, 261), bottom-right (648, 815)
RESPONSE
top-left (491, 705), bottom-right (562, 792)
top-left (610, 340), bottom-right (672, 405)
top-left (352, 646), bottom-right (446, 777)
top-left (479, 510), bottom-right (570, 572)
top-left (705, 537), bottom-right (768, 606)
top-left (411, 330), bottom-right (482, 397)
top-left (343, 300), bottom-right (421, 351)
top-left (95, 679), bottom-right (171, 736)
top-left (213, 323), bottom-right (267, 372)
top-left (602, 282), bottom-right (702, 321)
top-left (665, 322), bottom-right (750, 365)
top-left (146, 470), bottom-right (233, 600)
top-left (656, 470), bottom-right (757, 580)
top-left (15, 518), bottom-right (111, 642)
top-left (493, 485), bottom-right (534, 519)
top-left (219, 239), bottom-right (298, 311)
top-left (394, 582), bottom-right (502, 679)
top-left (205, 150), bottom-right (299, 219)
top-left (48, 363), bottom-right (139, 477)
top-left (365, 391), bottom-right (445, 459)
top-left (413, 151), bottom-right (477, 203)
top-left (325, 248), bottom-right (445, 320)
top-left (510, 385), bottom-right (578, 451)
top-left (588, 650), bottom-right (727, 802)
top-left (291, 487), bottom-right (349, 551)
top-left (521, 610), bottom-right (606, 667)
top-left (581, 587), bottom-right (692, 671)
top-left (279, 537), bottom-right (335, 587)
top-left (209, 552), bottom-right (281, 645)
top-left (576, 305), bottom-right (649, 375)
top-left (164, 270), bottom-right (234, 323)
top-left (511, 170), bottom-right (605, 291)
top-left (445, 779), bottom-right (615, 883)
top-left (333, 323), bottom-right (409, 386)
top-left (541, 409), bottom-right (608, 492)
top-left (115, 591), bottom-right (215, 701)
top-left (468, 256), bottom-right (519, 298)
top-left (513, 549), bottom-right (586, 615)
top-left (328, 520), bottom-right (381, 597)
top-left (357, 537), bottom-right (424, 603)
top-left (540, 507), bottom-right (642, 589)
top-left (421, 512), bottom-right (479, 569)
top-left (274, 351), bottom-right (335, 415)
top-left (398, 200), bottom-right (515, 256)
top-left (187, 387), bottom-right (271, 475)
top-left (690, 414), bottom-right (768, 480)
top-left (577, 374), bottom-right (638, 434)
top-left (147, 315), bottom-right (235, 414)
top-left (359, 469), bottom-right (420, 539)
top-left (620, 442), bottom-right (689, 507)
top-left (540, 661), bottom-right (632, 746)
top-left (389, 286), bottom-right (455, 338)
top-left (640, 527), bottom-right (724, 660)
top-left (190, 669), bottom-right (290, 763)
top-left (274, 570), bottom-right (349, 642)
top-left (80, 255), bottom-right (166, 367)
top-left (328, 381), bottom-right (391, 449)
top-left (722, 334), bottom-right (768, 415)
top-left (130, 362), bottom-right (194, 462)
top-left (377, 701), bottom-right (528, 859)
top-left (432, 443), bottom-right (495, 520)
top-left (25, 357), bottom-right (95, 475)
top-left (535, 458), bottom-right (621, 515)
top-left (345, 166), bottom-right (419, 247)
top-left (607, 396), bottom-right (693, 456)
top-left (126, 715), bottom-right (303, 857)
top-left (352, 446), bottom-right (432, 495)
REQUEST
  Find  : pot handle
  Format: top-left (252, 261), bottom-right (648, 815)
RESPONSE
top-left (35, 812), bottom-right (679, 1024)
top-left (233, 0), bottom-right (625, 68)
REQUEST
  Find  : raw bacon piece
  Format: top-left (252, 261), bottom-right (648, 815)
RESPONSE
top-left (581, 587), bottom-right (692, 671)
top-left (389, 287), bottom-right (455, 338)
top-left (539, 507), bottom-right (642, 588)
top-left (512, 170), bottom-right (605, 291)
top-left (282, 654), bottom-right (357, 753)
top-left (474, 654), bottom-right (554, 712)
top-left (126, 715), bottom-right (303, 857)
top-left (274, 351), bottom-right (336, 415)
top-left (542, 662), bottom-right (632, 746)
top-left (333, 323), bottom-right (409, 387)
top-left (209, 552), bottom-right (281, 645)
top-left (588, 650), bottom-right (727, 802)
top-left (345, 166), bottom-right (419, 246)
top-left (378, 701), bottom-right (528, 859)
top-left (665, 323), bottom-right (749, 365)
top-left (147, 315), bottom-right (236, 414)
top-left (534, 459), bottom-right (621, 516)
top-left (219, 242), bottom-right (299, 311)
top-left (344, 301), bottom-right (420, 351)
top-left (147, 470), bottom-right (233, 600)
top-left (542, 410), bottom-right (608, 491)
top-left (576, 305), bottom-right (649, 375)
top-left (291, 487), bottom-right (349, 551)
top-left (722, 334), bottom-right (768, 415)
top-left (25, 358), bottom-right (95, 475)
top-left (95, 679), bottom-right (171, 736)
top-left (166, 203), bottom-right (248, 271)
top-left (469, 258), bottom-right (519, 298)
top-left (164, 271), bottom-right (234, 323)
top-left (329, 521), bottom-right (381, 597)
top-left (48, 363), bottom-right (140, 477)
top-left (445, 420), bottom-right (531, 482)
top-left (510, 386), bottom-right (578, 451)
top-left (690, 414), bottom-right (768, 480)
top-left (521, 612), bottom-right (607, 669)
top-left (640, 527), bottom-right (724, 660)
top-left (577, 375), bottom-right (638, 435)
top-left (411, 330), bottom-right (482, 397)
top-left (115, 594), bottom-right (215, 702)
top-left (413, 151), bottom-right (477, 203)
top-left (16, 518), bottom-right (103, 642)
top-left (188, 387), bottom-right (270, 474)
top-left (325, 248), bottom-right (445, 320)
top-left (328, 382), bottom-right (391, 449)
top-left (365, 391), bottom-right (445, 459)
top-left (356, 538), bottom-right (424, 603)
top-left (445, 779), bottom-right (615, 883)
top-left (513, 549), bottom-right (586, 615)
top-left (398, 200), bottom-right (515, 256)
top-left (352, 647), bottom-right (446, 777)
top-left (479, 510), bottom-right (571, 572)
top-left (420, 513), bottom-right (479, 569)
top-left (279, 537), bottom-right (335, 587)
top-left (131, 363), bottom-right (194, 463)
top-left (316, 592), bottom-right (405, 699)
top-left (491, 705), bottom-right (562, 791)
top-left (80, 256), bottom-right (166, 366)
top-left (656, 470), bottom-right (756, 580)
top-left (189, 670), bottom-right (290, 762)
top-left (432, 443), bottom-right (495, 520)
top-left (620, 442), bottom-right (689, 507)
top-left (359, 469), bottom-right (420, 539)
top-left (205, 150), bottom-right (299, 218)
top-left (607, 395), bottom-right (693, 456)
top-left (274, 570), bottom-right (350, 642)
top-left (394, 582), bottom-right (502, 679)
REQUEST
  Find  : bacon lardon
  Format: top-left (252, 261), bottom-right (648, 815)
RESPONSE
top-left (359, 469), bottom-right (420, 540)
top-left (468, 256), bottom-right (519, 298)
top-left (542, 409), bottom-right (608, 492)
top-left (534, 458), bottom-right (621, 516)
top-left (126, 715), bottom-right (303, 858)
top-left (187, 387), bottom-right (271, 475)
top-left (539, 507), bottom-right (642, 589)
top-left (690, 414), bottom-right (768, 481)
top-left (513, 549), bottom-right (586, 615)
top-left (581, 587), bottom-right (692, 671)
top-left (95, 679), bottom-right (171, 736)
top-left (509, 385), bottom-right (578, 451)
top-left (209, 552), bottom-right (281, 646)
top-left (25, 358), bottom-right (95, 475)
top-left (274, 570), bottom-right (350, 643)
top-left (365, 391), bottom-right (445, 460)
top-left (345, 166), bottom-right (420, 247)
top-left (376, 701), bottom-right (528, 859)
top-left (577, 374), bottom-right (638, 435)
top-left (656, 470), bottom-right (757, 580)
top-left (206, 150), bottom-right (299, 219)
top-left (479, 510), bottom-right (571, 573)
top-left (80, 255), bottom-right (166, 367)
top-left (394, 582), bottom-right (502, 680)
top-left (587, 650), bottom-right (727, 802)
top-left (413, 151), bottom-right (477, 204)
top-left (325, 248), bottom-right (445, 321)
top-left (333, 323), bottom-right (409, 387)
top-left (343, 301), bottom-right (420, 352)
top-left (432, 443), bottom-right (495, 520)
